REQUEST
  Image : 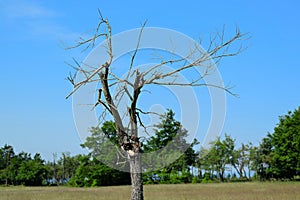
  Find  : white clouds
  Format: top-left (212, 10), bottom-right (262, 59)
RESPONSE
top-left (27, 21), bottom-right (80, 42)
top-left (0, 0), bottom-right (78, 42)
top-left (1, 0), bottom-right (57, 19)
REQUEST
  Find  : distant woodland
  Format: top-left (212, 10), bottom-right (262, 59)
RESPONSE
top-left (1, 107), bottom-right (299, 186)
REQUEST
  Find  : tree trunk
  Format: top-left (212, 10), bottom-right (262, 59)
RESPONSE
top-left (129, 152), bottom-right (144, 200)
top-left (219, 171), bottom-right (224, 182)
top-left (5, 170), bottom-right (8, 186)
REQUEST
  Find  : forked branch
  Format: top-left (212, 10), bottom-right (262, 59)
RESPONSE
top-left (66, 14), bottom-right (247, 155)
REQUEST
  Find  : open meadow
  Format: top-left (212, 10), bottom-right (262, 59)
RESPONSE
top-left (0, 182), bottom-right (299, 200)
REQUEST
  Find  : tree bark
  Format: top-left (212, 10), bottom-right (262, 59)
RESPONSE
top-left (129, 152), bottom-right (144, 200)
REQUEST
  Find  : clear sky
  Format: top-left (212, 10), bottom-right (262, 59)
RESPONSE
top-left (1, 0), bottom-right (300, 160)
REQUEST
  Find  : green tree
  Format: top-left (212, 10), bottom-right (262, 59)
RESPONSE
top-left (7, 152), bottom-right (32, 185)
top-left (0, 145), bottom-right (15, 186)
top-left (16, 153), bottom-right (47, 186)
top-left (46, 152), bottom-right (80, 185)
top-left (231, 142), bottom-right (255, 181)
top-left (248, 144), bottom-right (260, 180)
top-left (81, 121), bottom-right (129, 171)
top-left (198, 134), bottom-right (235, 182)
top-left (78, 123), bottom-right (131, 186)
top-left (213, 135), bottom-right (234, 182)
top-left (144, 110), bottom-right (182, 153)
top-left (143, 110), bottom-right (198, 183)
top-left (268, 107), bottom-right (300, 179)
top-left (196, 147), bottom-right (210, 180)
top-left (68, 154), bottom-right (130, 187)
top-left (256, 135), bottom-right (273, 180)
top-left (59, 152), bottom-right (79, 184)
top-left (68, 155), bottom-right (91, 187)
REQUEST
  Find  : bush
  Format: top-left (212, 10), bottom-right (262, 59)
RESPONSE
top-left (192, 177), bottom-right (201, 184)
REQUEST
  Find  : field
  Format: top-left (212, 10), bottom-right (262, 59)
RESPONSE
top-left (0, 182), bottom-right (299, 200)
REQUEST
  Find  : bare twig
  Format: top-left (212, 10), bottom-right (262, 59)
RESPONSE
top-left (66, 12), bottom-right (247, 159)
top-left (127, 21), bottom-right (147, 79)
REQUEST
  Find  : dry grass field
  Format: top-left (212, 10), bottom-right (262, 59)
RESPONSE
top-left (0, 182), bottom-right (299, 200)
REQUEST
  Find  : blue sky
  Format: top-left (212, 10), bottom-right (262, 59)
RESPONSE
top-left (1, 0), bottom-right (300, 160)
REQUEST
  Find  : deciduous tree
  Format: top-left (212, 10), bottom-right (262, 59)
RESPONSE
top-left (268, 107), bottom-right (300, 179)
top-left (66, 11), bottom-right (245, 200)
top-left (143, 110), bottom-right (198, 183)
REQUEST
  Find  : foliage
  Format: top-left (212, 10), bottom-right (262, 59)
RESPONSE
top-left (142, 110), bottom-right (198, 184)
top-left (0, 146), bottom-right (47, 186)
top-left (197, 134), bottom-right (235, 182)
top-left (231, 142), bottom-right (256, 181)
top-left (1, 106), bottom-right (300, 186)
top-left (68, 155), bottom-right (130, 187)
top-left (16, 154), bottom-right (47, 186)
top-left (258, 107), bottom-right (300, 180)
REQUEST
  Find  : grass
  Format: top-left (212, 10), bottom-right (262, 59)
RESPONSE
top-left (0, 182), bottom-right (299, 200)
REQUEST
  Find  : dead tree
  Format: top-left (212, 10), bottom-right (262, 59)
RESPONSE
top-left (66, 11), bottom-right (247, 200)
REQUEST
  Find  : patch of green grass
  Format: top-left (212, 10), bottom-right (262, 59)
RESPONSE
top-left (0, 182), bottom-right (299, 200)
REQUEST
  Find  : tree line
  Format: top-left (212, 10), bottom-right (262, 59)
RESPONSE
top-left (0, 107), bottom-right (299, 186)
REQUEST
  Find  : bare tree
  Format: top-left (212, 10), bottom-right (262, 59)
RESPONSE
top-left (66, 11), bottom-right (247, 200)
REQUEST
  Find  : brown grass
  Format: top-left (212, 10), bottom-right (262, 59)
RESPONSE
top-left (0, 182), bottom-right (299, 200)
